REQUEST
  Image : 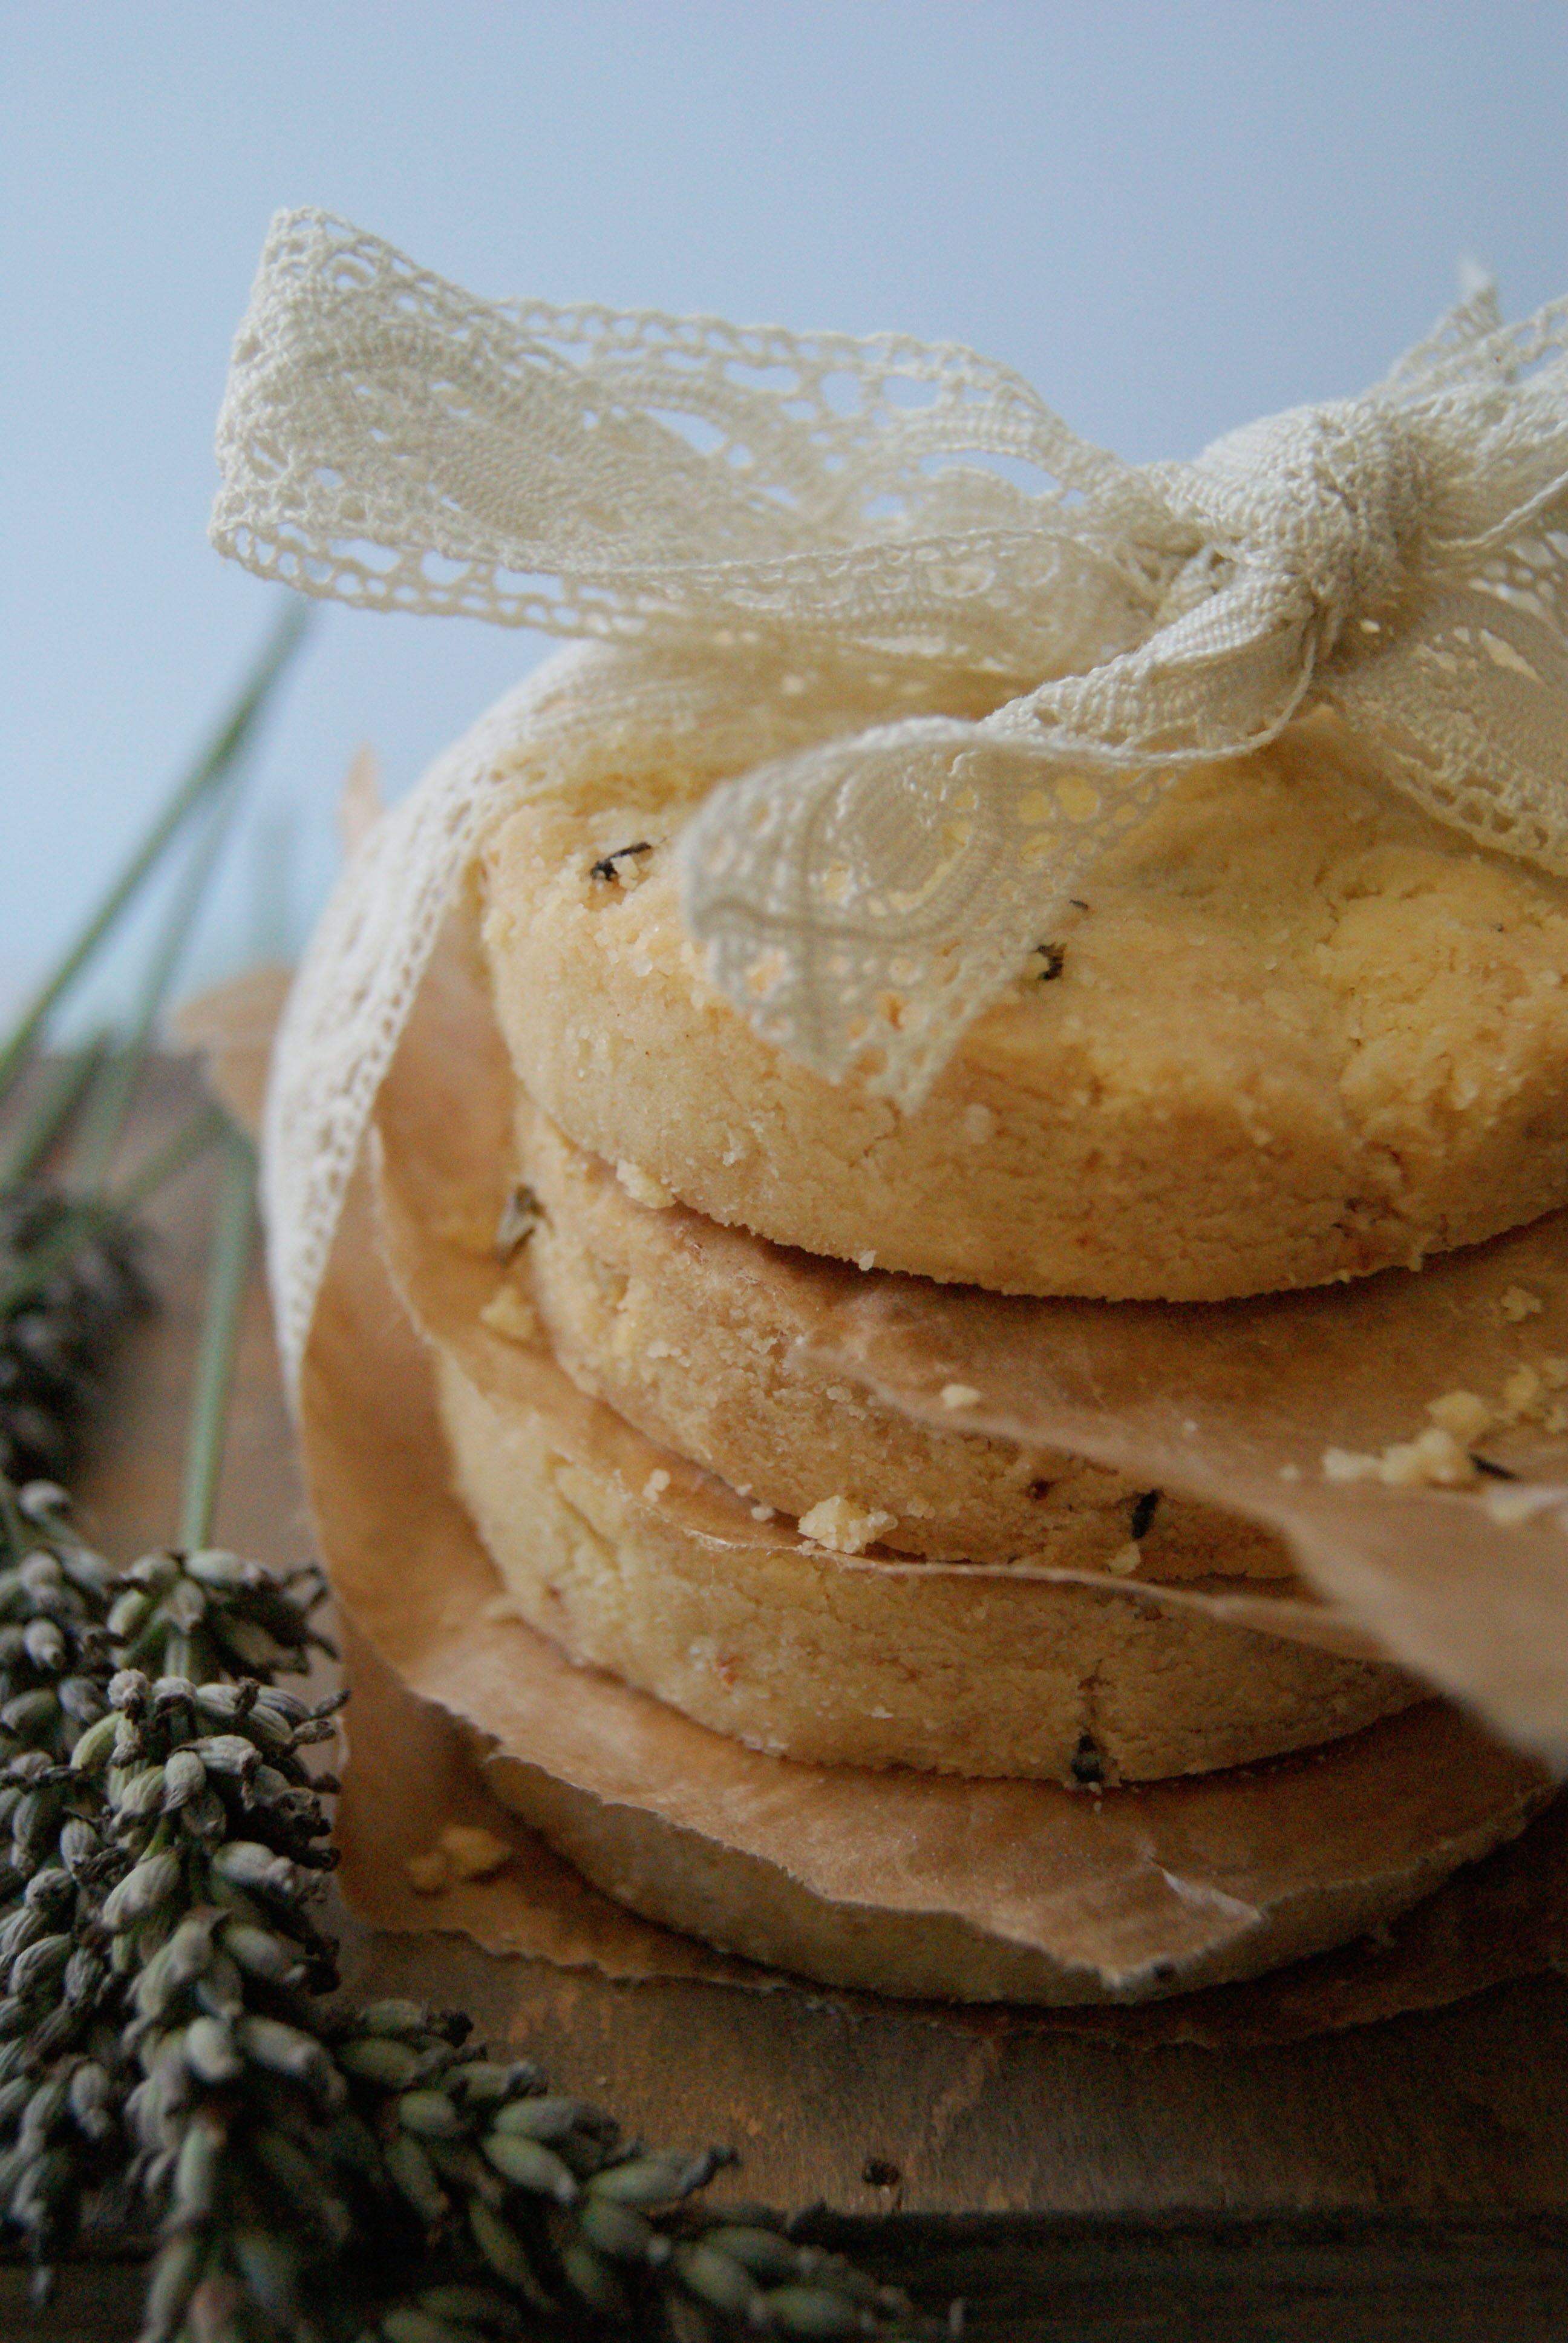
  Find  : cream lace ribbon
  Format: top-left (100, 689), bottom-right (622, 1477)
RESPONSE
top-left (213, 211), bottom-right (1568, 1383)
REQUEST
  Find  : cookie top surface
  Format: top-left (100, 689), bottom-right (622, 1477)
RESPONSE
top-left (481, 716), bottom-right (1568, 1299)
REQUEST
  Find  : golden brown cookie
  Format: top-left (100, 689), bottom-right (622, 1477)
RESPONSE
top-left (435, 1334), bottom-right (1420, 1788)
top-left (511, 1099), bottom-right (1292, 1577)
top-left (483, 1701), bottom-right (1551, 2004)
top-left (480, 716), bottom-right (1568, 1300)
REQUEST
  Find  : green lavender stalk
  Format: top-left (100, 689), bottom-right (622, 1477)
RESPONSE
top-left (0, 1043), bottom-right (109, 1192)
top-left (0, 604), bottom-right (310, 1485)
top-left (71, 761), bottom-right (252, 1202)
top-left (0, 604), bottom-right (309, 1110)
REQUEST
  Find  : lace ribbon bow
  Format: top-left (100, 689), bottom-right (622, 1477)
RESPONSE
top-left (215, 210), bottom-right (1568, 1109)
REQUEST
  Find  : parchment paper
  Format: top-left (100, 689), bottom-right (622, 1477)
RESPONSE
top-left (304, 1129), bottom-right (1560, 2024)
top-left (332, 1624), bottom-right (1568, 2046)
top-left (260, 908), bottom-right (1565, 2020)
top-left (808, 1234), bottom-right (1568, 1766)
top-left (180, 916), bottom-right (1568, 2031)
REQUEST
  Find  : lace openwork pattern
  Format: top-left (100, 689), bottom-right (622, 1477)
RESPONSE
top-left (216, 211), bottom-right (1568, 1384)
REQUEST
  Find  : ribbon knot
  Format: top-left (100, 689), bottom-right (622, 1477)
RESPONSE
top-left (1191, 398), bottom-right (1429, 654)
top-left (215, 212), bottom-right (1568, 1124)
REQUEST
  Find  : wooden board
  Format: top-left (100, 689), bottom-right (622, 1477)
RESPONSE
top-left (14, 1058), bottom-right (1568, 2339)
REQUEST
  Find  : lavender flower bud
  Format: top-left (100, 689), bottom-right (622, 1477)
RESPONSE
top-left (185, 1550), bottom-right (263, 1591)
top-left (210, 1841), bottom-right (297, 1899)
top-left (56, 1675), bottom-right (105, 1724)
top-left (221, 1922), bottom-right (304, 1987)
top-left (21, 1619), bottom-right (64, 1671)
top-left (9, 1932), bottom-right (71, 1996)
top-left (63, 1946), bottom-right (106, 2006)
top-left (182, 2015), bottom-right (243, 2086)
top-left (102, 1849), bottom-right (182, 1929)
top-left (67, 2060), bottom-right (113, 2140)
top-left (106, 1591), bottom-right (152, 1641)
top-left (68, 1712), bottom-right (120, 1773)
top-left (161, 1749), bottom-right (206, 1807)
top-left (116, 1763), bottom-right (168, 1818)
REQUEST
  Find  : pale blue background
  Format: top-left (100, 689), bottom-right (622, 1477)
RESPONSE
top-left (3, 2), bottom-right (1566, 1026)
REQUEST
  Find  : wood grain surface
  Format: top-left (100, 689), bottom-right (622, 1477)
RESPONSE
top-left (13, 1059), bottom-right (1568, 2340)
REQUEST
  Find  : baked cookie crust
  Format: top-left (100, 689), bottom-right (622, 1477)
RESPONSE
top-left (482, 717), bottom-right (1568, 1300)
top-left (436, 1341), bottom-right (1420, 1786)
top-left (513, 1099), bottom-right (1292, 1578)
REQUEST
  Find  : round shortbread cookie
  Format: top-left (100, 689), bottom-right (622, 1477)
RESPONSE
top-left (512, 1099), bottom-right (1292, 1578)
top-left (482, 1705), bottom-right (1551, 2005)
top-left (480, 716), bottom-right (1568, 1301)
top-left (434, 1342), bottom-right (1420, 1786)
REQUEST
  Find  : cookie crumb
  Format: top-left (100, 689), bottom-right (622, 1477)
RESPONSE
top-left (798, 1494), bottom-right (898, 1554)
top-left (1426, 1390), bottom-right (1495, 1441)
top-left (1377, 1427), bottom-right (1478, 1488)
top-left (856, 1250), bottom-right (877, 1271)
top-left (642, 1469), bottom-right (671, 1501)
top-left (1106, 1542), bottom-right (1142, 1576)
top-left (617, 1160), bottom-right (676, 1209)
top-left (1501, 1285), bottom-right (1545, 1322)
top-left (1322, 1427), bottom-right (1478, 1489)
top-left (1322, 1447), bottom-right (1380, 1484)
top-left (939, 1383), bottom-right (982, 1410)
top-left (480, 1285), bottom-right (539, 1345)
top-left (750, 1502), bottom-right (775, 1521)
top-left (439, 1823), bottom-right (512, 1881)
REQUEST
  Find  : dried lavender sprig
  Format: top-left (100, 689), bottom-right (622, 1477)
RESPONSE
top-left (109, 1680), bottom-right (923, 2340)
top-left (0, 1187), bottom-right (149, 1486)
top-left (323, 1999), bottom-right (918, 2342)
top-left (0, 1487), bottom-right (340, 2275)
top-left (0, 1128), bottom-right (930, 2338)
top-left (0, 1484), bottom-right (924, 2338)
top-left (134, 1933), bottom-right (922, 2342)
top-left (0, 1483), bottom-right (132, 2267)
top-left (79, 1539), bottom-right (917, 2336)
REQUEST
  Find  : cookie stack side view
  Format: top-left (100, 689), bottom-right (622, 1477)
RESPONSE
top-left (414, 715), bottom-right (1568, 1844)
top-left (213, 220), bottom-right (1568, 2007)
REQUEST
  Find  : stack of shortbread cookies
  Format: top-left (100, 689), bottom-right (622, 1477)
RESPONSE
top-left (407, 710), bottom-right (1568, 1991)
